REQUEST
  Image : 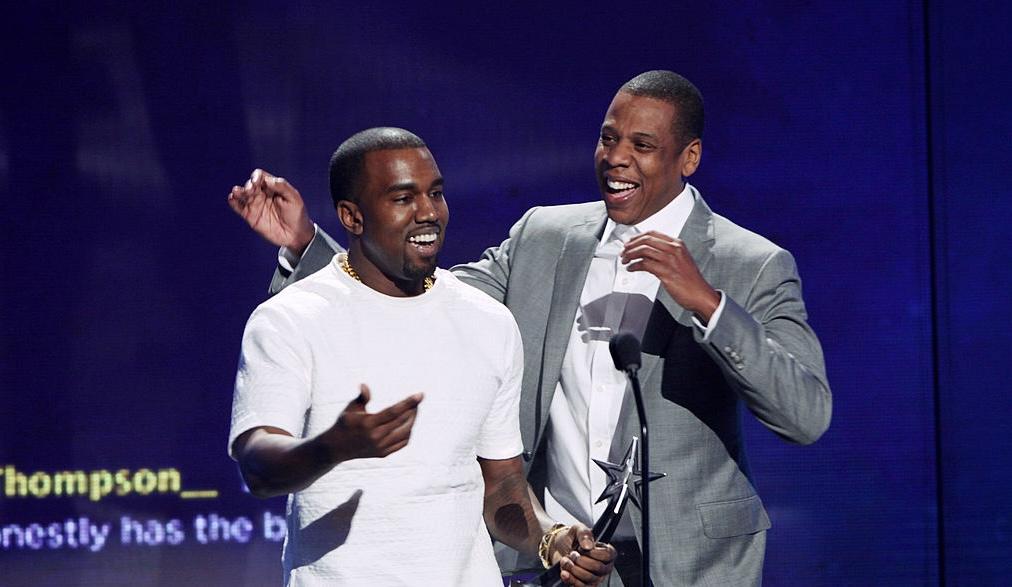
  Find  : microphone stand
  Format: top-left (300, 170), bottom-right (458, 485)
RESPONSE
top-left (625, 363), bottom-right (650, 587)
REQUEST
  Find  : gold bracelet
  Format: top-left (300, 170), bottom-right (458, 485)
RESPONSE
top-left (538, 523), bottom-right (569, 569)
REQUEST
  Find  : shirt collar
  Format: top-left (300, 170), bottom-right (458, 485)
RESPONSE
top-left (599, 182), bottom-right (695, 246)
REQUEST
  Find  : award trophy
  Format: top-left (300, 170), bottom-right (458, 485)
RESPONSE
top-left (508, 437), bottom-right (663, 586)
top-left (511, 331), bottom-right (661, 586)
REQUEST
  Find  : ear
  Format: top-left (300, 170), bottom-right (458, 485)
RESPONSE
top-left (337, 200), bottom-right (363, 236)
top-left (679, 138), bottom-right (702, 178)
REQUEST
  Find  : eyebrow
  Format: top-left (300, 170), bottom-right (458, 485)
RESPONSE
top-left (385, 177), bottom-right (444, 193)
top-left (600, 125), bottom-right (660, 141)
top-left (386, 182), bottom-right (417, 194)
top-left (631, 131), bottom-right (659, 141)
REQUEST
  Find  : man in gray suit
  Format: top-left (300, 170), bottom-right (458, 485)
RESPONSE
top-left (229, 71), bottom-right (831, 586)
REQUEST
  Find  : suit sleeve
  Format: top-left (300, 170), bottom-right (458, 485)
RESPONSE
top-left (267, 229), bottom-right (344, 296)
top-left (697, 248), bottom-right (832, 445)
top-left (449, 207), bottom-right (539, 303)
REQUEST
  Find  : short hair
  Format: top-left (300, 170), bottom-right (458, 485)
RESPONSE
top-left (328, 127), bottom-right (427, 206)
top-left (620, 70), bottom-right (704, 149)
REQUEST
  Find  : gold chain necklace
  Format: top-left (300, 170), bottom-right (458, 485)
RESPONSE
top-left (341, 255), bottom-right (434, 292)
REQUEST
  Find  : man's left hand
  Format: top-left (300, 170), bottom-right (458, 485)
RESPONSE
top-left (622, 230), bottom-right (720, 322)
top-left (550, 524), bottom-right (616, 586)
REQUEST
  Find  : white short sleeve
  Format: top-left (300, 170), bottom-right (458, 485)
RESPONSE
top-left (228, 305), bottom-right (312, 458)
top-left (475, 320), bottom-right (524, 460)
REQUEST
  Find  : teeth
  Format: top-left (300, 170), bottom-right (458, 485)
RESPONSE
top-left (408, 233), bottom-right (437, 244)
top-left (607, 179), bottom-right (637, 191)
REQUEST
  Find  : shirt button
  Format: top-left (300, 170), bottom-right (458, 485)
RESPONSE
top-left (594, 440), bottom-right (604, 448)
top-left (596, 385), bottom-right (605, 393)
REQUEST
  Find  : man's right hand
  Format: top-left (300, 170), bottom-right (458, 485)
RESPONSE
top-left (228, 168), bottom-right (316, 256)
top-left (317, 384), bottom-right (424, 463)
top-left (232, 384), bottom-right (422, 498)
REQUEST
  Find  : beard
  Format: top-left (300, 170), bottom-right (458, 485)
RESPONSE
top-left (403, 255), bottom-right (438, 281)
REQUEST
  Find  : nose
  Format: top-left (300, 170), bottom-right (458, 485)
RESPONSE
top-left (415, 194), bottom-right (438, 223)
top-left (602, 140), bottom-right (631, 168)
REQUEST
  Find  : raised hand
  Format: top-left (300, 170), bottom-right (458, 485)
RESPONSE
top-left (318, 384), bottom-right (424, 463)
top-left (228, 168), bottom-right (316, 255)
top-left (621, 230), bottom-right (721, 322)
top-left (550, 524), bottom-right (617, 586)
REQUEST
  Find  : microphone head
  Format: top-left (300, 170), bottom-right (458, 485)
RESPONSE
top-left (609, 332), bottom-right (642, 372)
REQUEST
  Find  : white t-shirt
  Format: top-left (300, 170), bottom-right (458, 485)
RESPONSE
top-left (229, 255), bottom-right (524, 586)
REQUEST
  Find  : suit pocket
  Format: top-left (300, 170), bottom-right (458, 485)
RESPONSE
top-left (696, 495), bottom-right (771, 539)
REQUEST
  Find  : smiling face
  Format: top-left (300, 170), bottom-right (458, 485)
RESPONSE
top-left (594, 91), bottom-right (701, 225)
top-left (338, 147), bottom-right (448, 296)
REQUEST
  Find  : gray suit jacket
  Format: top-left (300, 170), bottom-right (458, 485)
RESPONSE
top-left (271, 188), bottom-right (832, 586)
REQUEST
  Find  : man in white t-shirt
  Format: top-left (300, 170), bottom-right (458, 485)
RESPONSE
top-left (229, 127), bottom-right (615, 586)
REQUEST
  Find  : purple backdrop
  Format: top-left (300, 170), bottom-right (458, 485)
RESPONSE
top-left (2, 1), bottom-right (1008, 584)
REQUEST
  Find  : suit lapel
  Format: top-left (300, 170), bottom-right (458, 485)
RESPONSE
top-left (655, 186), bottom-right (717, 325)
top-left (534, 208), bottom-right (608, 443)
top-left (612, 188), bottom-right (717, 454)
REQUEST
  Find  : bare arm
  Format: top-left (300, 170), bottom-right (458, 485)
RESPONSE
top-left (232, 385), bottom-right (422, 498)
top-left (479, 456), bottom-right (615, 586)
top-left (479, 456), bottom-right (552, 555)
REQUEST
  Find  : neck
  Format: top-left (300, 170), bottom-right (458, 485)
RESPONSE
top-left (646, 181), bottom-right (687, 220)
top-left (346, 245), bottom-right (427, 297)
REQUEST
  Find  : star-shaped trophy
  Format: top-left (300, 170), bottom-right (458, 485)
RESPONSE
top-left (590, 436), bottom-right (666, 540)
top-left (510, 437), bottom-right (665, 586)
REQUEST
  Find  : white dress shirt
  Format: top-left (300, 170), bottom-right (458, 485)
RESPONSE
top-left (543, 183), bottom-right (727, 535)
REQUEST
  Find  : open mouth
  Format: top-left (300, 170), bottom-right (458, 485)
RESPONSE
top-left (603, 177), bottom-right (640, 205)
top-left (407, 230), bottom-right (440, 255)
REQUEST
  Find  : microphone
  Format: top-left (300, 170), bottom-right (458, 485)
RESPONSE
top-left (609, 332), bottom-right (642, 373)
